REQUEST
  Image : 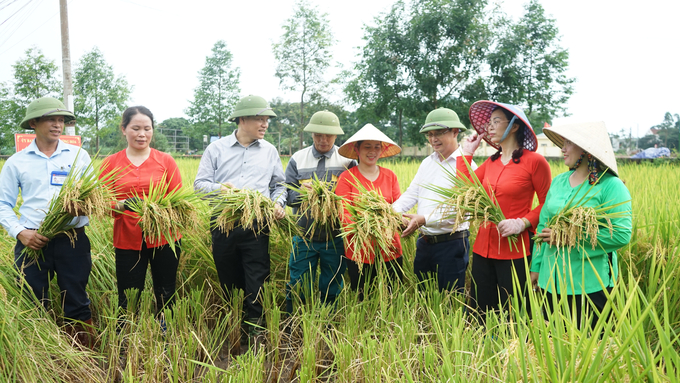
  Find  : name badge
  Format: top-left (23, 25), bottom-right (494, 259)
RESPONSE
top-left (51, 171), bottom-right (68, 186)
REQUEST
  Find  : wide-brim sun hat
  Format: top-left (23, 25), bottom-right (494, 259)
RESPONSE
top-left (337, 123), bottom-right (401, 160)
top-left (419, 107), bottom-right (467, 133)
top-left (228, 95), bottom-right (277, 122)
top-left (468, 100), bottom-right (538, 151)
top-left (543, 121), bottom-right (619, 176)
top-left (20, 97), bottom-right (76, 130)
top-left (304, 110), bottom-right (344, 135)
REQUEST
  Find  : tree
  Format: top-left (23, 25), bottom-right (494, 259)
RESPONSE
top-left (345, 1), bottom-right (412, 148)
top-left (345, 0), bottom-right (491, 147)
top-left (487, 0), bottom-right (574, 132)
top-left (186, 40), bottom-right (241, 139)
top-left (0, 47), bottom-right (62, 153)
top-left (74, 47), bottom-right (132, 152)
top-left (647, 112), bottom-right (680, 150)
top-left (272, 0), bottom-right (334, 150)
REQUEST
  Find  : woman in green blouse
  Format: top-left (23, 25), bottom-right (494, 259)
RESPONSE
top-left (530, 121), bottom-right (632, 329)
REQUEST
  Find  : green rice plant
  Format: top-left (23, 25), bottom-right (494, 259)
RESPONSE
top-left (338, 172), bottom-right (405, 268)
top-left (210, 187), bottom-right (301, 240)
top-left (22, 156), bottom-right (118, 260)
top-left (285, 174), bottom-right (343, 238)
top-left (124, 174), bottom-right (202, 255)
top-left (425, 156), bottom-right (518, 251)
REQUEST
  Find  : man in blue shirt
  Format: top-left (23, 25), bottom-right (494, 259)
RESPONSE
top-left (0, 97), bottom-right (94, 347)
top-left (194, 95), bottom-right (286, 346)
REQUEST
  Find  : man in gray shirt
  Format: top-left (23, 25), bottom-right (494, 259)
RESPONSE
top-left (194, 95), bottom-right (285, 343)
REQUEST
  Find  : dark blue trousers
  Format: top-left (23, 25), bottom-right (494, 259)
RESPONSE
top-left (414, 235), bottom-right (470, 292)
top-left (14, 230), bottom-right (92, 322)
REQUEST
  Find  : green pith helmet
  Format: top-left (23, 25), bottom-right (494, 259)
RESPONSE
top-left (419, 107), bottom-right (466, 133)
top-left (228, 95), bottom-right (277, 122)
top-left (20, 97), bottom-right (75, 130)
top-left (303, 110), bottom-right (344, 135)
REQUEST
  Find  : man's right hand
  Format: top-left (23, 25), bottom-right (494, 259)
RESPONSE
top-left (18, 229), bottom-right (49, 251)
top-left (220, 182), bottom-right (236, 192)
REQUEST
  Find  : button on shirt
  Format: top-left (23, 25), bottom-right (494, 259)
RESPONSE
top-left (193, 132), bottom-right (286, 205)
top-left (0, 140), bottom-right (90, 239)
top-left (393, 147), bottom-right (476, 236)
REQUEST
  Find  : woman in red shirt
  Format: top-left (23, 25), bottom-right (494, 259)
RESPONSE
top-left (101, 106), bottom-right (183, 319)
top-left (458, 101), bottom-right (551, 322)
top-left (335, 124), bottom-right (402, 300)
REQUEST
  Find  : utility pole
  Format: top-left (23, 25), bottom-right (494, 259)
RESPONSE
top-left (60, 0), bottom-right (75, 136)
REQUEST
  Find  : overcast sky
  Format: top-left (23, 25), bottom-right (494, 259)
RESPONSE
top-left (1, 0), bottom-right (678, 137)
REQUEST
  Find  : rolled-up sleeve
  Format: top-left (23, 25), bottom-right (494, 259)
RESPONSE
top-left (194, 146), bottom-right (221, 193)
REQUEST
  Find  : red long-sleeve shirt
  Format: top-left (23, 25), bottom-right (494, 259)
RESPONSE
top-left (335, 166), bottom-right (402, 263)
top-left (100, 149), bottom-right (183, 250)
top-left (457, 151), bottom-right (551, 260)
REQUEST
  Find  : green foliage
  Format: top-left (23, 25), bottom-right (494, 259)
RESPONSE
top-left (640, 112), bottom-right (680, 150)
top-left (487, 0), bottom-right (574, 130)
top-left (268, 96), bottom-right (359, 154)
top-left (74, 47), bottom-right (132, 152)
top-left (159, 117), bottom-right (196, 152)
top-left (347, 0), bottom-right (573, 144)
top-left (185, 40), bottom-right (240, 139)
top-left (346, 0), bottom-right (492, 148)
top-left (272, 0), bottom-right (334, 150)
top-left (0, 47), bottom-right (62, 153)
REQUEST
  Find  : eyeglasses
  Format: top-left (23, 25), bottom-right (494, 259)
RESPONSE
top-left (424, 129), bottom-right (451, 139)
top-left (489, 118), bottom-right (509, 127)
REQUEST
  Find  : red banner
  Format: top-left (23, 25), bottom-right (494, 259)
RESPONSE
top-left (15, 134), bottom-right (82, 152)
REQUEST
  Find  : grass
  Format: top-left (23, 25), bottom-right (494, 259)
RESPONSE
top-left (0, 157), bottom-right (678, 382)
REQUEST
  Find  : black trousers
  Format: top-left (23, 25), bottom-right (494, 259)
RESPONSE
top-left (545, 289), bottom-right (611, 330)
top-left (14, 230), bottom-right (92, 322)
top-left (115, 240), bottom-right (180, 314)
top-left (346, 256), bottom-right (404, 301)
top-left (212, 227), bottom-right (270, 320)
top-left (469, 252), bottom-right (530, 322)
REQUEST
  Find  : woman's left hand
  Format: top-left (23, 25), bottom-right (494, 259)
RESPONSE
top-left (497, 218), bottom-right (526, 237)
top-left (535, 228), bottom-right (554, 245)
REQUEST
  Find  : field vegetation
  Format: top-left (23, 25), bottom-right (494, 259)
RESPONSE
top-left (0, 157), bottom-right (678, 382)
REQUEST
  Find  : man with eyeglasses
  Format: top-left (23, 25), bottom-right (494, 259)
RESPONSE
top-left (393, 107), bottom-right (476, 292)
top-left (0, 97), bottom-right (96, 347)
top-left (194, 94), bottom-right (286, 348)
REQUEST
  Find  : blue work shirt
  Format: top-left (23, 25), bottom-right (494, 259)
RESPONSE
top-left (193, 131), bottom-right (286, 206)
top-left (0, 139), bottom-right (91, 239)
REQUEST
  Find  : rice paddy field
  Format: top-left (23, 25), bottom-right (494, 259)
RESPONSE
top-left (0, 157), bottom-right (678, 382)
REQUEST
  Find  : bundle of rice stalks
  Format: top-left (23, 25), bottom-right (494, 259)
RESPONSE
top-left (211, 187), bottom-right (301, 239)
top-left (339, 175), bottom-right (404, 264)
top-left (533, 175), bottom-right (631, 254)
top-left (124, 175), bottom-right (202, 255)
top-left (22, 157), bottom-right (117, 260)
top-left (286, 174), bottom-right (343, 238)
top-left (424, 157), bottom-right (518, 251)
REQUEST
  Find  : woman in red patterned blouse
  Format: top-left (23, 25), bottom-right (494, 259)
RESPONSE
top-left (457, 101), bottom-right (552, 323)
top-left (100, 106), bottom-right (183, 318)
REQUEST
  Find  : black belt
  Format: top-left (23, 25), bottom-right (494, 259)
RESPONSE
top-left (53, 226), bottom-right (86, 239)
top-left (421, 230), bottom-right (469, 244)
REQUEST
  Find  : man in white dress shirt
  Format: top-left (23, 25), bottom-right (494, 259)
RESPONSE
top-left (393, 108), bottom-right (476, 292)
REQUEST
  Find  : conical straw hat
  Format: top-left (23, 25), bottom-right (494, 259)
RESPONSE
top-left (543, 121), bottom-right (619, 176)
top-left (338, 123), bottom-right (401, 160)
top-left (468, 100), bottom-right (538, 151)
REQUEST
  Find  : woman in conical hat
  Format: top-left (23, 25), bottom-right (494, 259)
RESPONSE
top-left (531, 121), bottom-right (632, 329)
top-left (459, 101), bottom-right (552, 323)
top-left (335, 123), bottom-right (402, 300)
